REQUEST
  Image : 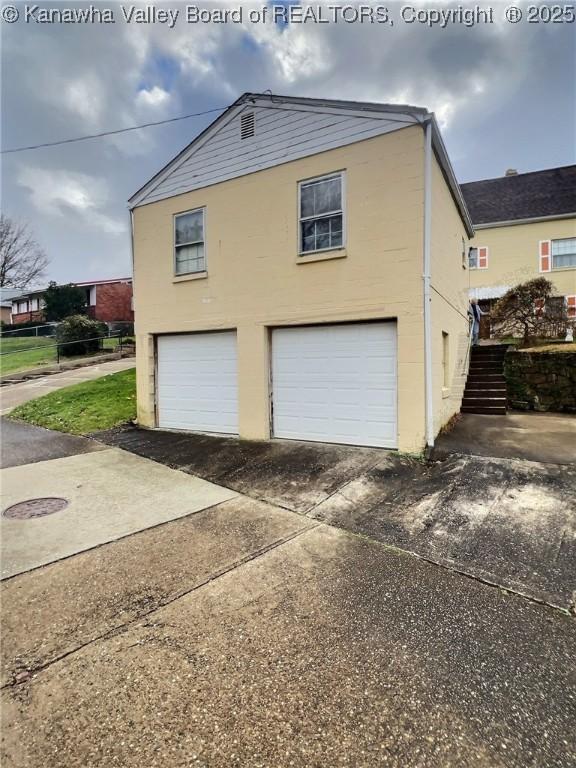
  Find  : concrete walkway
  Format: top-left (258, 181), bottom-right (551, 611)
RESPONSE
top-left (0, 358), bottom-right (135, 414)
top-left (0, 447), bottom-right (236, 578)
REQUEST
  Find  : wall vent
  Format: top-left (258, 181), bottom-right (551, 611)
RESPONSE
top-left (240, 112), bottom-right (255, 140)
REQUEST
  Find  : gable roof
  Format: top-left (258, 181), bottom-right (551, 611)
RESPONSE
top-left (128, 92), bottom-right (473, 236)
top-left (460, 165), bottom-right (576, 227)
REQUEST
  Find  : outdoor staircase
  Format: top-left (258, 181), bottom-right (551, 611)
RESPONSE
top-left (461, 345), bottom-right (508, 415)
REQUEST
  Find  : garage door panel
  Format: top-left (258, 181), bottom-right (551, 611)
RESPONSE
top-left (272, 323), bottom-right (397, 449)
top-left (157, 332), bottom-right (238, 434)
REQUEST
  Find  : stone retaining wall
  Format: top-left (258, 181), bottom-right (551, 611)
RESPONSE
top-left (504, 350), bottom-right (576, 413)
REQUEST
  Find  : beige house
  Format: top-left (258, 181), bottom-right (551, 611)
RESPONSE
top-left (129, 93), bottom-right (475, 453)
top-left (461, 166), bottom-right (576, 330)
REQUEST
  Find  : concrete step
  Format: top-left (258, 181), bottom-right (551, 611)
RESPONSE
top-left (461, 405), bottom-right (507, 415)
top-left (472, 345), bottom-right (509, 352)
top-left (470, 355), bottom-right (506, 364)
top-left (469, 365), bottom-right (505, 374)
top-left (462, 396), bottom-right (507, 408)
top-left (464, 388), bottom-right (507, 398)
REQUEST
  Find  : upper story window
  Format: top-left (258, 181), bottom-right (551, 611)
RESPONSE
top-left (468, 246), bottom-right (488, 270)
top-left (174, 208), bottom-right (205, 275)
top-left (299, 172), bottom-right (344, 255)
top-left (551, 237), bottom-right (576, 269)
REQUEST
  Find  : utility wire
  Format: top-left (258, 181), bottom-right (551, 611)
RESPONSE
top-left (1, 98), bottom-right (427, 155)
top-left (1, 105), bottom-right (230, 154)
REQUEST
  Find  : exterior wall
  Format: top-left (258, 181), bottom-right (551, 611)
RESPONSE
top-left (136, 101), bottom-right (421, 207)
top-left (430, 157), bottom-right (471, 435)
top-left (93, 282), bottom-right (134, 322)
top-left (10, 310), bottom-right (44, 325)
top-left (1, 306), bottom-right (12, 324)
top-left (133, 126), bottom-right (430, 452)
top-left (469, 218), bottom-right (576, 298)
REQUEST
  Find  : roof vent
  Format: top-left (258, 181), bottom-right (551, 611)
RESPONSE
top-left (240, 112), bottom-right (255, 140)
top-left (505, 168), bottom-right (518, 176)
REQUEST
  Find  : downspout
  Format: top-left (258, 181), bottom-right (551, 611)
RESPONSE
top-left (423, 118), bottom-right (434, 449)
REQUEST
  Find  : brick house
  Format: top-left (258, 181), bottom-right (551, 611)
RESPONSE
top-left (10, 278), bottom-right (134, 325)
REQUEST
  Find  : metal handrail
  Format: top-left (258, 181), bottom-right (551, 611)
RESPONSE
top-left (0, 334), bottom-right (123, 361)
top-left (463, 317), bottom-right (474, 371)
top-left (0, 322), bottom-right (58, 336)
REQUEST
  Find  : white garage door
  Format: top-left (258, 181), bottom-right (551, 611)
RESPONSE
top-left (157, 332), bottom-right (238, 434)
top-left (272, 323), bottom-right (397, 449)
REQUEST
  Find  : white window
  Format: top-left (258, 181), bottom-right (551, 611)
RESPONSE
top-left (174, 208), bottom-right (206, 275)
top-left (299, 173), bottom-right (344, 255)
top-left (468, 246), bottom-right (488, 270)
top-left (17, 301), bottom-right (28, 313)
top-left (551, 238), bottom-right (576, 269)
top-left (30, 298), bottom-right (39, 311)
top-left (442, 331), bottom-right (450, 389)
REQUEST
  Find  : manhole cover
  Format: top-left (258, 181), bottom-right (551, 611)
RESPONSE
top-left (2, 497), bottom-right (69, 520)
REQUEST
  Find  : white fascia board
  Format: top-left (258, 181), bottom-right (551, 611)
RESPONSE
top-left (128, 100), bottom-right (246, 209)
top-left (474, 212), bottom-right (576, 229)
top-left (429, 116), bottom-right (475, 238)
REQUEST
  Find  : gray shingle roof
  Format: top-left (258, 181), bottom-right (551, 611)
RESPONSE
top-left (460, 165), bottom-right (576, 225)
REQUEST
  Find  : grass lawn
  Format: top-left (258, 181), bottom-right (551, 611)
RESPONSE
top-left (0, 335), bottom-right (121, 376)
top-left (10, 369), bottom-right (136, 435)
top-left (520, 343), bottom-right (575, 353)
top-left (0, 337), bottom-right (56, 375)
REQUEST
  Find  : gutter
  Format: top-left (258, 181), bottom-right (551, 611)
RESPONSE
top-left (423, 117), bottom-right (434, 449)
top-left (129, 208), bottom-right (136, 326)
top-left (473, 212), bottom-right (576, 229)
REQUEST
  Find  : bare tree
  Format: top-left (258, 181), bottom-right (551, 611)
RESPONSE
top-left (0, 214), bottom-right (49, 289)
top-left (491, 278), bottom-right (568, 346)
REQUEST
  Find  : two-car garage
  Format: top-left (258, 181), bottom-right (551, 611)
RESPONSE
top-left (156, 322), bottom-right (397, 449)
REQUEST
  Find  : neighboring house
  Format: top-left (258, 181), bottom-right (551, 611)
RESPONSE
top-left (10, 278), bottom-right (134, 325)
top-left (0, 301), bottom-right (12, 325)
top-left (129, 92), bottom-right (474, 453)
top-left (461, 166), bottom-right (576, 336)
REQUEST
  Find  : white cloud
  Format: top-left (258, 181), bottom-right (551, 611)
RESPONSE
top-left (136, 86), bottom-right (171, 110)
top-left (63, 76), bottom-right (104, 127)
top-left (18, 167), bottom-right (125, 236)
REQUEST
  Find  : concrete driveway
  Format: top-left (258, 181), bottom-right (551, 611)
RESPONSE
top-left (434, 412), bottom-right (576, 465)
top-left (0, 358), bottom-right (135, 414)
top-left (2, 496), bottom-right (575, 768)
top-left (97, 425), bottom-right (576, 611)
top-left (2, 420), bottom-right (575, 767)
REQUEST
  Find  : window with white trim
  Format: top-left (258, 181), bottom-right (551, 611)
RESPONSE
top-left (299, 173), bottom-right (344, 255)
top-left (174, 208), bottom-right (205, 275)
top-left (468, 246), bottom-right (488, 270)
top-left (551, 238), bottom-right (576, 269)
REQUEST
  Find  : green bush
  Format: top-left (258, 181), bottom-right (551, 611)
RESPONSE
top-left (56, 315), bottom-right (107, 357)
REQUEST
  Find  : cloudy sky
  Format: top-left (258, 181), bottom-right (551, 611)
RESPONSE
top-left (1, 1), bottom-right (575, 285)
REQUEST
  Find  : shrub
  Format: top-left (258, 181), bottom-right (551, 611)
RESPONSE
top-left (491, 278), bottom-right (568, 347)
top-left (56, 315), bottom-right (107, 357)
